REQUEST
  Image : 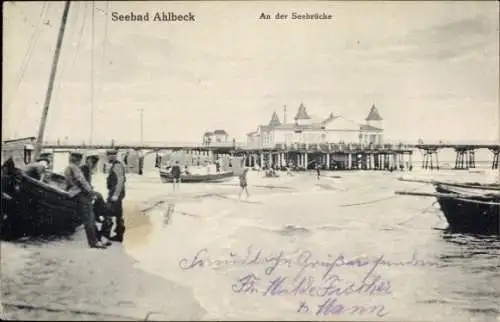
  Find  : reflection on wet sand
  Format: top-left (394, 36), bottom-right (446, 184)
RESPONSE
top-left (123, 201), bottom-right (154, 250)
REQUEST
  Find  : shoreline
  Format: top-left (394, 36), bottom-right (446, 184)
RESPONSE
top-left (2, 169), bottom-right (497, 320)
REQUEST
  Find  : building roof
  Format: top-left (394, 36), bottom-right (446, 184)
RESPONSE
top-left (252, 104), bottom-right (385, 133)
top-left (203, 131), bottom-right (213, 136)
top-left (2, 136), bottom-right (36, 143)
top-left (268, 111), bottom-right (282, 127)
top-left (365, 104), bottom-right (383, 121)
top-left (360, 124), bottom-right (383, 132)
top-left (213, 129), bottom-right (228, 135)
top-left (294, 103), bottom-right (311, 120)
top-left (260, 123), bottom-right (324, 131)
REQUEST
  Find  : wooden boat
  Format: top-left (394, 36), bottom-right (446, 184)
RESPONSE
top-left (1, 160), bottom-right (81, 240)
top-left (1, 2), bottom-right (82, 241)
top-left (398, 177), bottom-right (500, 191)
top-left (159, 170), bottom-right (234, 183)
top-left (434, 184), bottom-right (499, 235)
top-left (396, 179), bottom-right (500, 235)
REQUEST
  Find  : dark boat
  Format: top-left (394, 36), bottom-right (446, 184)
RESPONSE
top-left (434, 184), bottom-right (499, 235)
top-left (1, 2), bottom-right (83, 241)
top-left (1, 159), bottom-right (81, 240)
top-left (433, 181), bottom-right (500, 191)
top-left (159, 170), bottom-right (234, 183)
top-left (398, 177), bottom-right (500, 191)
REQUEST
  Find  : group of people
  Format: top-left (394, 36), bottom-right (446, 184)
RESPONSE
top-left (24, 149), bottom-right (127, 249)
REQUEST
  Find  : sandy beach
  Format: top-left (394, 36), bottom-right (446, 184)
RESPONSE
top-left (2, 168), bottom-right (499, 321)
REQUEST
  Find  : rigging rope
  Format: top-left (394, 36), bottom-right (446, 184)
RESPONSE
top-left (396, 200), bottom-right (439, 226)
top-left (101, 1), bottom-right (110, 68)
top-left (339, 187), bottom-right (421, 207)
top-left (5, 2), bottom-right (47, 111)
top-left (71, 2), bottom-right (88, 66)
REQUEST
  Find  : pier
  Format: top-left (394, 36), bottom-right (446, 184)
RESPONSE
top-left (3, 138), bottom-right (499, 172)
top-left (22, 140), bottom-right (415, 171)
top-left (416, 143), bottom-right (500, 170)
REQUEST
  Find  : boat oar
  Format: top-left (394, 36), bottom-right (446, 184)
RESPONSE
top-left (395, 191), bottom-right (462, 198)
top-left (395, 191), bottom-right (500, 205)
top-left (398, 177), bottom-right (434, 184)
top-left (398, 178), bottom-right (500, 191)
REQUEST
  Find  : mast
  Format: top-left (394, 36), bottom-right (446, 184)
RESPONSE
top-left (138, 108), bottom-right (144, 144)
top-left (33, 1), bottom-right (71, 160)
top-left (90, 1), bottom-right (95, 145)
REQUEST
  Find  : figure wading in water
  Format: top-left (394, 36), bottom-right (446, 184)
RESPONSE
top-left (238, 168), bottom-right (250, 200)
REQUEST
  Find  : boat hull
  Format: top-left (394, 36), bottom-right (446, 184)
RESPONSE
top-left (159, 171), bottom-right (234, 183)
top-left (435, 181), bottom-right (500, 191)
top-left (1, 167), bottom-right (82, 240)
top-left (434, 184), bottom-right (499, 235)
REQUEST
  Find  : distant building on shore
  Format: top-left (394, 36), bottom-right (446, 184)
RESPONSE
top-left (1, 136), bottom-right (36, 166)
top-left (246, 103), bottom-right (383, 149)
top-left (202, 129), bottom-right (229, 146)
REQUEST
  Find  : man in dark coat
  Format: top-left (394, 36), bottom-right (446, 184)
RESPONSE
top-left (80, 152), bottom-right (111, 245)
top-left (64, 151), bottom-right (107, 249)
top-left (102, 149), bottom-right (127, 242)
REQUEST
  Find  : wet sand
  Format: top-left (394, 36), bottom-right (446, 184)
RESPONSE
top-left (1, 172), bottom-right (208, 321)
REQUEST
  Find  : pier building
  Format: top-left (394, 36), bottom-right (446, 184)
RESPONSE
top-left (246, 103), bottom-right (384, 149)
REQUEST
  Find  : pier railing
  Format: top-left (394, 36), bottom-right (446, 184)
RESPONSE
top-left (40, 140), bottom-right (245, 150)
top-left (269, 142), bottom-right (414, 152)
top-left (8, 139), bottom-right (497, 152)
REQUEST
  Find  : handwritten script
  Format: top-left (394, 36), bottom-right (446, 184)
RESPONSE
top-left (178, 245), bottom-right (440, 318)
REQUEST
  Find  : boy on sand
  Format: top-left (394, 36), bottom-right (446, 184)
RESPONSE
top-left (315, 163), bottom-right (321, 180)
top-left (238, 168), bottom-right (250, 200)
top-left (171, 161), bottom-right (181, 191)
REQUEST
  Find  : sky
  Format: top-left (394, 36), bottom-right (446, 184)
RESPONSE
top-left (2, 1), bottom-right (499, 145)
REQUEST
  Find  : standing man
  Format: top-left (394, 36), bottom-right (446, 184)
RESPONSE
top-left (138, 155), bottom-right (144, 175)
top-left (103, 149), bottom-right (127, 242)
top-left (80, 152), bottom-right (99, 184)
top-left (64, 151), bottom-right (107, 249)
top-left (170, 161), bottom-right (181, 192)
top-left (81, 152), bottom-right (111, 245)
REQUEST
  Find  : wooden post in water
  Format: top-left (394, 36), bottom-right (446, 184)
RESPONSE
top-left (33, 1), bottom-right (71, 161)
top-left (491, 148), bottom-right (499, 169)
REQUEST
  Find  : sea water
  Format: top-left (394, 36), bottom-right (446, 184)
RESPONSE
top-left (126, 169), bottom-right (499, 321)
top-left (2, 169), bottom-right (499, 321)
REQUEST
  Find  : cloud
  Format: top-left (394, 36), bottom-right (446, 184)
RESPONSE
top-left (347, 15), bottom-right (498, 64)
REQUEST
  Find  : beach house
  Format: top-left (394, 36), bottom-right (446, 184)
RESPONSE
top-left (246, 103), bottom-right (383, 149)
top-left (202, 129), bottom-right (230, 146)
